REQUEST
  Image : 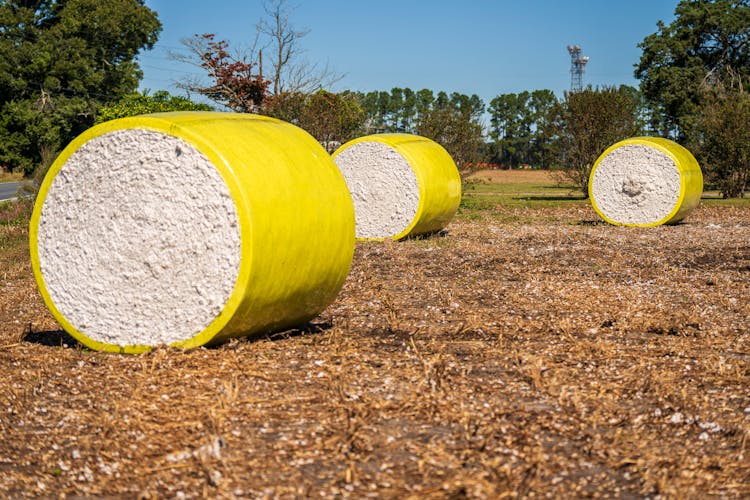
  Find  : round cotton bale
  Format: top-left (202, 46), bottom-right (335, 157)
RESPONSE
top-left (332, 134), bottom-right (462, 240)
top-left (588, 137), bottom-right (703, 227)
top-left (30, 112), bottom-right (355, 353)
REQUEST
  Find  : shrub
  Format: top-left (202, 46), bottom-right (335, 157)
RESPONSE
top-left (696, 87), bottom-right (750, 198)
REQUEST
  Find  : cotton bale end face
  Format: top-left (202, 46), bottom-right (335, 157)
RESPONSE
top-left (332, 134), bottom-right (462, 240)
top-left (30, 112), bottom-right (355, 353)
top-left (588, 137), bottom-right (703, 227)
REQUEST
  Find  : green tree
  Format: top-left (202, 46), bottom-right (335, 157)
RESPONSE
top-left (489, 91), bottom-right (533, 166)
top-left (695, 78), bottom-right (750, 197)
top-left (417, 107), bottom-right (484, 168)
top-left (388, 87), bottom-right (405, 131)
top-left (555, 86), bottom-right (642, 195)
top-left (297, 90), bottom-right (365, 150)
top-left (352, 88), bottom-right (485, 167)
top-left (0, 0), bottom-right (161, 175)
top-left (447, 92), bottom-right (484, 119)
top-left (354, 87), bottom-right (418, 133)
top-left (262, 90), bottom-right (365, 150)
top-left (528, 89), bottom-right (562, 169)
top-left (489, 89), bottom-right (560, 168)
top-left (415, 88), bottom-right (435, 121)
top-left (95, 90), bottom-right (212, 123)
top-left (635, 0), bottom-right (750, 140)
top-left (355, 90), bottom-right (391, 133)
top-left (259, 91), bottom-right (306, 124)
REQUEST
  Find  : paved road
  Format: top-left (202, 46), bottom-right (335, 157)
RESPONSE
top-left (0, 181), bottom-right (24, 201)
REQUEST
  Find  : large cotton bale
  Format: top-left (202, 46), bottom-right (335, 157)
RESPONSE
top-left (588, 137), bottom-right (703, 226)
top-left (30, 112), bottom-right (355, 353)
top-left (332, 134), bottom-right (462, 240)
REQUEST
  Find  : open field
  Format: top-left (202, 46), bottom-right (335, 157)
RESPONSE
top-left (0, 170), bottom-right (24, 183)
top-left (463, 169), bottom-right (750, 210)
top-left (1, 172), bottom-right (749, 497)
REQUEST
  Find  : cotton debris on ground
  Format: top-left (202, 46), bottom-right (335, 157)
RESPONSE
top-left (1, 195), bottom-right (749, 497)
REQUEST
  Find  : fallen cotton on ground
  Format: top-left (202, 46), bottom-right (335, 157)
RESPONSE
top-left (0, 203), bottom-right (749, 498)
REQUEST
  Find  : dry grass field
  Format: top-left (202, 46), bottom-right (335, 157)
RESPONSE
top-left (1, 171), bottom-right (749, 498)
top-left (0, 170), bottom-right (23, 183)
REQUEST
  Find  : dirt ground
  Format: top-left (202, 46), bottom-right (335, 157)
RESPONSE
top-left (1, 202), bottom-right (749, 498)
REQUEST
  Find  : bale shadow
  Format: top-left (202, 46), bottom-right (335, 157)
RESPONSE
top-left (576, 220), bottom-right (609, 226)
top-left (404, 229), bottom-right (450, 241)
top-left (21, 320), bottom-right (336, 352)
top-left (265, 319), bottom-right (334, 341)
top-left (575, 220), bottom-right (691, 227)
top-left (208, 319), bottom-right (335, 349)
top-left (21, 327), bottom-right (82, 348)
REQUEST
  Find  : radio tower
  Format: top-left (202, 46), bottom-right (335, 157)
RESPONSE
top-left (567, 45), bottom-right (589, 92)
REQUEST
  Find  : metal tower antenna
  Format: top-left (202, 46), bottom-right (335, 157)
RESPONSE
top-left (567, 45), bottom-right (589, 92)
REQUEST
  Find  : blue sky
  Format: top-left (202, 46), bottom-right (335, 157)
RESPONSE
top-left (138, 0), bottom-right (678, 105)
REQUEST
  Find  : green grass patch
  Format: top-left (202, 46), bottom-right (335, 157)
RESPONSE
top-left (459, 175), bottom-right (750, 218)
top-left (459, 196), bottom-right (496, 211)
top-left (700, 191), bottom-right (750, 207)
top-left (0, 199), bottom-right (32, 254)
top-left (463, 179), bottom-right (573, 195)
top-left (0, 199), bottom-right (33, 226)
top-left (459, 176), bottom-right (587, 219)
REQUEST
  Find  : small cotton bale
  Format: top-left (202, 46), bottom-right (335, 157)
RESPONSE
top-left (588, 137), bottom-right (703, 226)
top-left (30, 112), bottom-right (355, 353)
top-left (332, 134), bottom-right (462, 240)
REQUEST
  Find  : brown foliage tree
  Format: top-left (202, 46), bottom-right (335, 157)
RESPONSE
top-left (174, 0), bottom-right (339, 107)
top-left (175, 34), bottom-right (269, 112)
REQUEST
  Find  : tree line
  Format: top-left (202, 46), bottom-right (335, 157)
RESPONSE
top-left (1, 0), bottom-right (748, 198)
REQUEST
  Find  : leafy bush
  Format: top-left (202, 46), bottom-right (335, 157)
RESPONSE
top-left (262, 90), bottom-right (365, 151)
top-left (96, 91), bottom-right (213, 123)
top-left (554, 86), bottom-right (642, 196)
top-left (696, 87), bottom-right (750, 198)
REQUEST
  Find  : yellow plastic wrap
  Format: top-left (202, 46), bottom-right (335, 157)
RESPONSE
top-left (588, 137), bottom-right (703, 227)
top-left (333, 133), bottom-right (462, 240)
top-left (30, 112), bottom-right (355, 353)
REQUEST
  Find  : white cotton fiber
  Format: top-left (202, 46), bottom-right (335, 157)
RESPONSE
top-left (36, 129), bottom-right (241, 346)
top-left (333, 141), bottom-right (420, 239)
top-left (590, 144), bottom-right (682, 226)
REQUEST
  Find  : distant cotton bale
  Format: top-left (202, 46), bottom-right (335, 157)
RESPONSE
top-left (30, 112), bottom-right (355, 353)
top-left (332, 134), bottom-right (462, 240)
top-left (588, 137), bottom-right (703, 226)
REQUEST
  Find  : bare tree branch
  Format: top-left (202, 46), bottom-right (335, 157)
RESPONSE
top-left (170, 34), bottom-right (268, 112)
top-left (256, 0), bottom-right (343, 94)
top-left (169, 0), bottom-right (343, 113)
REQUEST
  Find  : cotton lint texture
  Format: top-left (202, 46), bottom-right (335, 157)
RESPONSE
top-left (590, 144), bottom-right (681, 225)
top-left (333, 141), bottom-right (420, 239)
top-left (36, 129), bottom-right (241, 347)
